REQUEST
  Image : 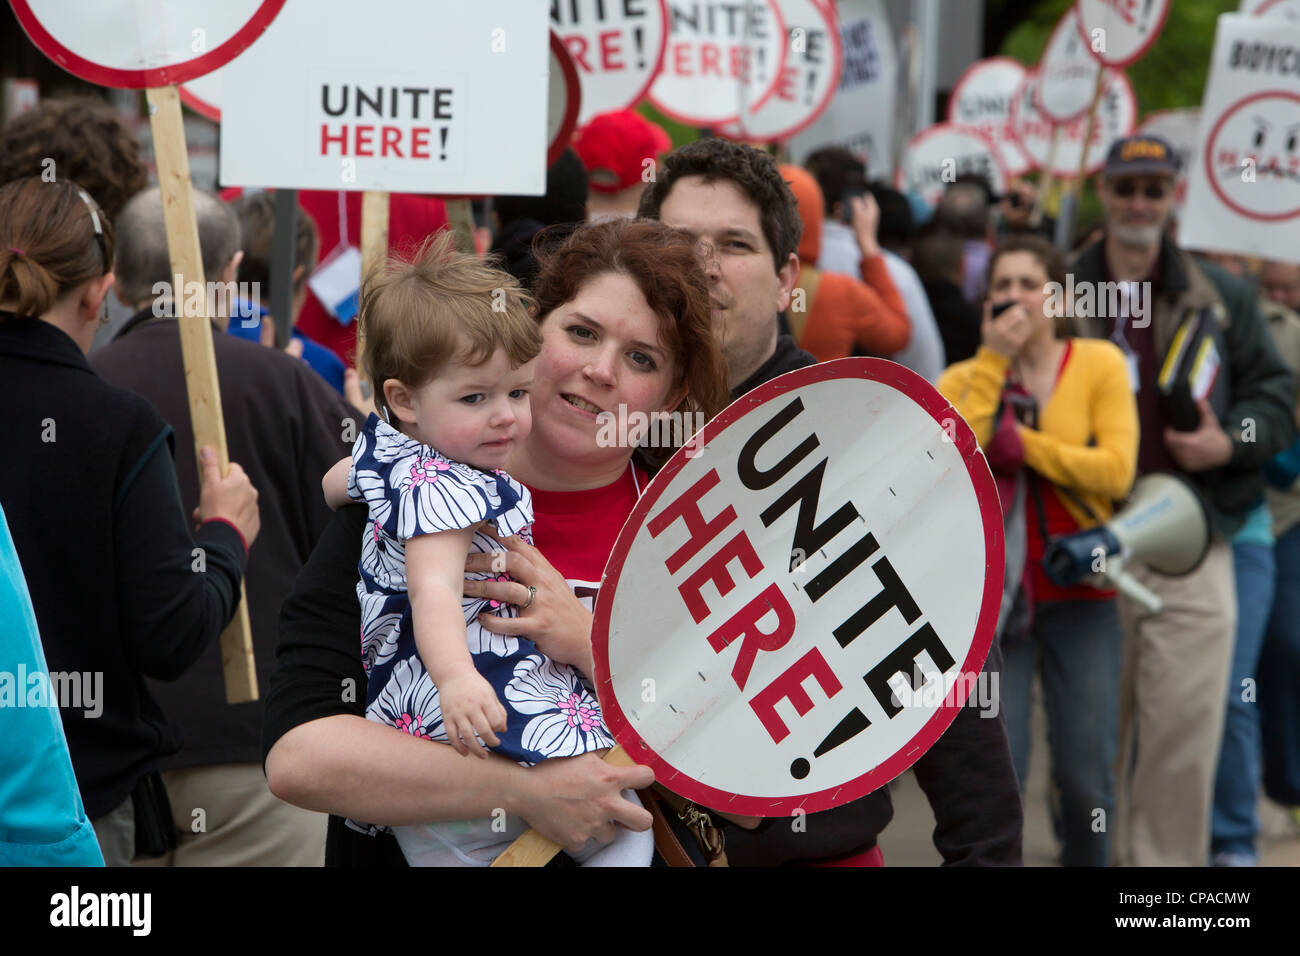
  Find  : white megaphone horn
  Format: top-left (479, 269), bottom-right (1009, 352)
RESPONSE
top-left (1042, 473), bottom-right (1211, 613)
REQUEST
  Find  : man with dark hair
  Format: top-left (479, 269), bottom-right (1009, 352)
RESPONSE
top-left (935, 182), bottom-right (993, 306)
top-left (639, 136), bottom-right (1022, 866)
top-left (913, 228), bottom-right (980, 365)
top-left (803, 145), bottom-right (868, 224)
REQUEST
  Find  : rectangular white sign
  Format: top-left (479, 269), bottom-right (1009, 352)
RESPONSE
top-left (219, 0), bottom-right (549, 194)
top-left (1179, 14), bottom-right (1300, 264)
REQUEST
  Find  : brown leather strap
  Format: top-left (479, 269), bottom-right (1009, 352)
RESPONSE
top-left (651, 786), bottom-right (729, 866)
top-left (640, 789), bottom-right (695, 867)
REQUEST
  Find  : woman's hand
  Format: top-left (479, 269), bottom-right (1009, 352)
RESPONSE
top-left (512, 753), bottom-right (654, 854)
top-left (465, 527), bottom-right (597, 678)
top-left (981, 299), bottom-right (1034, 359)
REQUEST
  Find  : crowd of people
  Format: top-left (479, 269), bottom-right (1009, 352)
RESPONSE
top-left (0, 93), bottom-right (1297, 869)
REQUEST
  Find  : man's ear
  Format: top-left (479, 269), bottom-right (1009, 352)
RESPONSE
top-left (222, 250), bottom-right (244, 285)
top-left (383, 378), bottom-right (418, 425)
top-left (776, 253), bottom-right (799, 313)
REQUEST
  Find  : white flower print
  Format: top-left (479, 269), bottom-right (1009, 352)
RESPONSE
top-left (369, 656), bottom-right (445, 742)
top-left (359, 595), bottom-right (404, 674)
top-left (360, 516), bottom-right (406, 590)
top-left (504, 655), bottom-right (613, 757)
top-left (466, 614), bottom-right (519, 658)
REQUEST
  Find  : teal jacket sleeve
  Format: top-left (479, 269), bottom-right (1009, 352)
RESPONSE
top-left (0, 504), bottom-right (105, 866)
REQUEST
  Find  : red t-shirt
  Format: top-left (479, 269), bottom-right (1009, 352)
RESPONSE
top-left (527, 464), bottom-right (648, 606)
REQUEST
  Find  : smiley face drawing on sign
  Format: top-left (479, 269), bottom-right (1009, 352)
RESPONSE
top-left (1205, 90), bottom-right (1300, 222)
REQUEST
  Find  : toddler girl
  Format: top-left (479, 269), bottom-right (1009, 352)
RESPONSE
top-left (322, 235), bottom-right (649, 867)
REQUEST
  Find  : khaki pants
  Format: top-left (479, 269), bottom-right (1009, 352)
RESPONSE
top-left (1114, 539), bottom-right (1236, 867)
top-left (134, 763), bottom-right (327, 867)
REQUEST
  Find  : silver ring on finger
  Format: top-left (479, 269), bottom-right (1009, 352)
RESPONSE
top-left (521, 584), bottom-right (537, 610)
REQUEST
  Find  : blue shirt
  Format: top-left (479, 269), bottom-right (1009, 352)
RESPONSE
top-left (227, 300), bottom-right (347, 394)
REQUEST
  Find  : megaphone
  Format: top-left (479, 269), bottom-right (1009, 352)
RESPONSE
top-left (1042, 472), bottom-right (1211, 613)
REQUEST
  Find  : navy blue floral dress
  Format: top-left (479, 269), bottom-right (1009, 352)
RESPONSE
top-left (348, 414), bottom-right (614, 771)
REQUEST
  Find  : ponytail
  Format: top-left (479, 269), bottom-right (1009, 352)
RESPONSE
top-left (0, 177), bottom-right (113, 320)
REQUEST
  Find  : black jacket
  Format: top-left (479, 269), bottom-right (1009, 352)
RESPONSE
top-left (0, 314), bottom-right (246, 818)
top-left (92, 310), bottom-right (358, 770)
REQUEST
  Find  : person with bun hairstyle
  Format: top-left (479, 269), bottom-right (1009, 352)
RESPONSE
top-left (938, 233), bottom-right (1138, 866)
top-left (0, 177), bottom-right (261, 866)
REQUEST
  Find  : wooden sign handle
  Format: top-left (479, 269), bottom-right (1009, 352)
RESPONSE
top-left (490, 746), bottom-right (637, 867)
top-left (352, 190), bottom-right (389, 376)
top-left (146, 84), bottom-right (257, 704)
top-left (444, 199), bottom-right (476, 255)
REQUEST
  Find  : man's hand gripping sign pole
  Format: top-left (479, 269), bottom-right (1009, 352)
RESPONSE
top-left (494, 358), bottom-right (1005, 865)
top-left (11, 0), bottom-right (287, 703)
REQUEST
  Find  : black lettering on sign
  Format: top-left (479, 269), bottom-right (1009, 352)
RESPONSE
top-left (759, 458), bottom-right (859, 570)
top-left (789, 706), bottom-right (872, 779)
top-left (805, 532), bottom-right (879, 602)
top-left (863, 622), bottom-right (956, 719)
top-left (737, 397), bottom-right (819, 490)
top-left (832, 555), bottom-right (921, 649)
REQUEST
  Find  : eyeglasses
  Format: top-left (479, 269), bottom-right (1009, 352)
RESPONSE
top-left (1111, 179), bottom-right (1169, 200)
top-left (76, 188), bottom-right (108, 273)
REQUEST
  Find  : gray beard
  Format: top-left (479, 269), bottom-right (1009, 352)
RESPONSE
top-left (1110, 223), bottom-right (1163, 248)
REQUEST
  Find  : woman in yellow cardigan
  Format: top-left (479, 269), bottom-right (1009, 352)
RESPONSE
top-left (938, 234), bottom-right (1138, 867)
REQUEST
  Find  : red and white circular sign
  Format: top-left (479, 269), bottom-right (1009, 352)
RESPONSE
top-left (729, 0), bottom-right (842, 143)
top-left (1010, 68), bottom-right (1138, 177)
top-left (1204, 90), bottom-right (1300, 222)
top-left (1075, 0), bottom-right (1171, 68)
top-left (947, 56), bottom-right (1033, 177)
top-left (548, 29), bottom-right (584, 166)
top-left (551, 0), bottom-right (669, 126)
top-left (591, 359), bottom-right (1003, 816)
top-left (894, 123), bottom-right (1009, 210)
top-left (1037, 7), bottom-right (1102, 124)
top-left (649, 0), bottom-right (788, 127)
top-left (11, 0), bottom-right (284, 89)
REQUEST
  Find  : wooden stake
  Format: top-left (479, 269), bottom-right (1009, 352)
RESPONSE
top-left (1074, 68), bottom-right (1108, 186)
top-left (146, 84), bottom-right (257, 704)
top-left (444, 199), bottom-right (476, 255)
top-left (1030, 125), bottom-right (1061, 229)
top-left (491, 746), bottom-right (638, 867)
top-left (354, 191), bottom-right (390, 375)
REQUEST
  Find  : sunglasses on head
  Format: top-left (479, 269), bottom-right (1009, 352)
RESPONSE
top-left (1111, 179), bottom-right (1169, 200)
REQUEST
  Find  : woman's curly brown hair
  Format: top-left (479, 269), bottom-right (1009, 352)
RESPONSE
top-left (0, 96), bottom-right (147, 223)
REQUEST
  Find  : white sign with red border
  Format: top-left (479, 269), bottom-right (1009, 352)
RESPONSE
top-left (1242, 0), bottom-right (1300, 20)
top-left (1009, 67), bottom-right (1138, 177)
top-left (894, 123), bottom-right (1009, 210)
top-left (789, 0), bottom-right (898, 178)
top-left (591, 359), bottom-right (1003, 816)
top-left (947, 57), bottom-right (1033, 178)
top-left (1075, 0), bottom-right (1171, 68)
top-left (218, 0), bottom-right (550, 195)
top-left (1038, 6), bottom-right (1103, 124)
top-left (1180, 14), bottom-right (1300, 262)
top-left (551, 0), bottom-right (668, 126)
top-left (718, 0), bottom-right (842, 143)
top-left (10, 0), bottom-right (283, 88)
top-left (649, 0), bottom-right (788, 127)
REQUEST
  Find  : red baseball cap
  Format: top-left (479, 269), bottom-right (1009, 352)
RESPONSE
top-left (572, 109), bottom-right (672, 194)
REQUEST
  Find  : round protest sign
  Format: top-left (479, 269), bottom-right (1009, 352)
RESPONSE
top-left (649, 0), bottom-right (788, 126)
top-left (548, 30), bottom-right (584, 166)
top-left (180, 70), bottom-right (223, 122)
top-left (11, 0), bottom-right (284, 88)
top-left (894, 123), bottom-right (1009, 210)
top-left (1075, 0), bottom-right (1171, 68)
top-left (729, 0), bottom-right (842, 142)
top-left (1137, 107), bottom-right (1200, 214)
top-left (1010, 68), bottom-right (1138, 177)
top-left (1037, 7), bottom-right (1102, 123)
top-left (551, 0), bottom-right (668, 126)
top-left (947, 56), bottom-right (1033, 177)
top-left (1204, 90), bottom-right (1300, 222)
top-left (1249, 0), bottom-right (1300, 21)
top-left (591, 359), bottom-right (1003, 816)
